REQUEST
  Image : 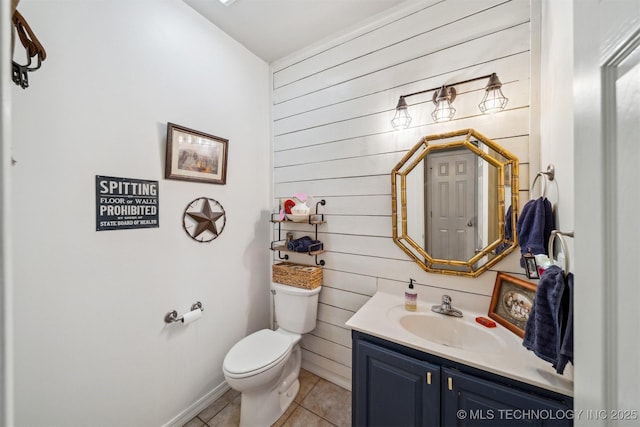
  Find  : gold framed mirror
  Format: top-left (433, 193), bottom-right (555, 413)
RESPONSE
top-left (391, 129), bottom-right (519, 277)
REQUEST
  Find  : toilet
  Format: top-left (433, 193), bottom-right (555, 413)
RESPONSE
top-left (223, 282), bottom-right (321, 427)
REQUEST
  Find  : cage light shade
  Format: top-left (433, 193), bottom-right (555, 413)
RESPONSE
top-left (431, 99), bottom-right (456, 122)
top-left (479, 87), bottom-right (508, 113)
top-left (479, 73), bottom-right (508, 114)
top-left (391, 97), bottom-right (412, 129)
top-left (431, 86), bottom-right (456, 122)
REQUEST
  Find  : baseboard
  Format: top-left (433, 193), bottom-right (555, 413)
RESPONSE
top-left (163, 381), bottom-right (231, 427)
top-left (301, 359), bottom-right (351, 391)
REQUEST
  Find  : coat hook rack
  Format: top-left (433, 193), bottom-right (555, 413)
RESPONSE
top-left (11, 9), bottom-right (47, 89)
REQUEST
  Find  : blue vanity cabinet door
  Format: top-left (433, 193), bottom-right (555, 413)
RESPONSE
top-left (441, 368), bottom-right (572, 427)
top-left (353, 339), bottom-right (440, 427)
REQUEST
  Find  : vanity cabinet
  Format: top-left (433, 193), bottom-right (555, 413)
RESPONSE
top-left (355, 339), bottom-right (440, 426)
top-left (353, 331), bottom-right (573, 427)
top-left (441, 368), bottom-right (573, 426)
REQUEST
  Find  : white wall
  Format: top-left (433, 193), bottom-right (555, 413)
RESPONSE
top-left (1, 0), bottom-right (14, 423)
top-left (539, 0), bottom-right (574, 265)
top-left (10, 1), bottom-right (271, 425)
top-left (271, 0), bottom-right (534, 388)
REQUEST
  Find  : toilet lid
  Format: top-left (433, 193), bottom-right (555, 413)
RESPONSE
top-left (223, 329), bottom-right (294, 376)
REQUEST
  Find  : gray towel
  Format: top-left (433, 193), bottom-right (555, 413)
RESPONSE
top-left (522, 265), bottom-right (573, 374)
top-left (516, 197), bottom-right (554, 267)
top-left (556, 272), bottom-right (574, 373)
top-left (496, 205), bottom-right (513, 254)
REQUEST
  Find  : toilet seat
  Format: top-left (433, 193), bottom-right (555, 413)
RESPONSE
top-left (223, 329), bottom-right (294, 378)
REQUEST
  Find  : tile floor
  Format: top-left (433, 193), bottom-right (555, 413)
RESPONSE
top-left (183, 369), bottom-right (351, 427)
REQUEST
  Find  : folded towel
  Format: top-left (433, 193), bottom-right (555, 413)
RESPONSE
top-left (287, 236), bottom-right (311, 251)
top-left (287, 236), bottom-right (323, 252)
top-left (522, 265), bottom-right (573, 374)
top-left (517, 197), bottom-right (554, 267)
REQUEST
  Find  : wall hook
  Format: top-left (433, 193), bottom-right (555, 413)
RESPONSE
top-left (11, 10), bottom-right (47, 89)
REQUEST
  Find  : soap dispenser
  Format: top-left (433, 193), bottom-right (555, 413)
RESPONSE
top-left (405, 279), bottom-right (417, 311)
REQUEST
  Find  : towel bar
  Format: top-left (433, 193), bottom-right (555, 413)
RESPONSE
top-left (548, 230), bottom-right (574, 276)
top-left (530, 164), bottom-right (555, 199)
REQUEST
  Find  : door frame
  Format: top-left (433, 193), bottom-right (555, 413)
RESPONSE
top-left (601, 27), bottom-right (640, 414)
top-left (573, 0), bottom-right (640, 419)
top-left (1, 0), bottom-right (13, 424)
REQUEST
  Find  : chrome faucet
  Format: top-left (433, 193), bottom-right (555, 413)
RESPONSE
top-left (431, 295), bottom-right (463, 317)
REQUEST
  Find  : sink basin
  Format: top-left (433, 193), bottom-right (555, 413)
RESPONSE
top-left (388, 306), bottom-right (508, 352)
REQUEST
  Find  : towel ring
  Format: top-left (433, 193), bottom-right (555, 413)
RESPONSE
top-left (530, 164), bottom-right (555, 199)
top-left (548, 230), bottom-right (574, 276)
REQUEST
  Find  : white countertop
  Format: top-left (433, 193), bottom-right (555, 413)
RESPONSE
top-left (346, 291), bottom-right (574, 397)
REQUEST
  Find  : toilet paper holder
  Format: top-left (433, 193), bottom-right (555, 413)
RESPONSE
top-left (165, 301), bottom-right (204, 323)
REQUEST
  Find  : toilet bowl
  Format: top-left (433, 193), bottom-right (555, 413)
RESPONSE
top-left (224, 329), bottom-right (301, 426)
top-left (222, 283), bottom-right (321, 427)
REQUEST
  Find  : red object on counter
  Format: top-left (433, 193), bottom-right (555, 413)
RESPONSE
top-left (475, 316), bottom-right (497, 328)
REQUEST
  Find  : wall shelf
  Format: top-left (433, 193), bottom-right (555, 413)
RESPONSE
top-left (270, 199), bottom-right (326, 266)
top-left (270, 214), bottom-right (325, 225)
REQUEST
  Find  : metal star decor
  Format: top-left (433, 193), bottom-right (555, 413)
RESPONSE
top-left (182, 197), bottom-right (226, 242)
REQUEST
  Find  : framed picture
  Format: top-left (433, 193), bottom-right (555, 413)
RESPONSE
top-left (165, 123), bottom-right (228, 185)
top-left (523, 250), bottom-right (540, 279)
top-left (488, 272), bottom-right (537, 338)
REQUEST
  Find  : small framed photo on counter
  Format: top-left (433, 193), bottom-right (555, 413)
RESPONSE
top-left (488, 272), bottom-right (537, 338)
top-left (523, 249), bottom-right (539, 279)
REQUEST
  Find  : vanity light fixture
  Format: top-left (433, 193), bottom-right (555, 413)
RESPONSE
top-left (391, 73), bottom-right (509, 130)
top-left (218, 0), bottom-right (237, 5)
top-left (431, 86), bottom-right (456, 123)
top-left (391, 97), bottom-right (412, 129)
top-left (478, 73), bottom-right (509, 114)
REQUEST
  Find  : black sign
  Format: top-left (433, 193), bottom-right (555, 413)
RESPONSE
top-left (96, 175), bottom-right (159, 231)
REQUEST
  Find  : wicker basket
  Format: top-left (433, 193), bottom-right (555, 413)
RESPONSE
top-left (272, 262), bottom-right (322, 289)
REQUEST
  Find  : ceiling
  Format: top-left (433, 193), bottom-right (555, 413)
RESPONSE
top-left (183, 0), bottom-right (409, 63)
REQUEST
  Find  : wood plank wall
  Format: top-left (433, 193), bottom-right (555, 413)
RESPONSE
top-left (271, 0), bottom-right (532, 389)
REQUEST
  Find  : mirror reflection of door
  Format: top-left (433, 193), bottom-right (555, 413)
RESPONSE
top-left (425, 149), bottom-right (478, 261)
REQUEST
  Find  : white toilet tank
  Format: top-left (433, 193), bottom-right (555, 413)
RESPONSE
top-left (271, 282), bottom-right (321, 334)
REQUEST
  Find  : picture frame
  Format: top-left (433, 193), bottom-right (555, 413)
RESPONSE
top-left (165, 123), bottom-right (228, 185)
top-left (488, 272), bottom-right (537, 338)
top-left (523, 250), bottom-right (540, 279)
